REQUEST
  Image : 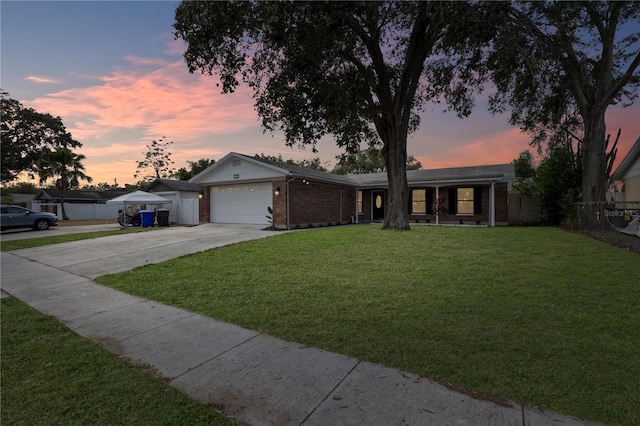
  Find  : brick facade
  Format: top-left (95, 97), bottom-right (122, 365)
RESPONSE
top-left (198, 188), bottom-right (209, 223)
top-left (271, 179), bottom-right (357, 229)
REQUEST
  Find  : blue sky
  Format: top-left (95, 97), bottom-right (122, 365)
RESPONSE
top-left (2, 1), bottom-right (638, 186)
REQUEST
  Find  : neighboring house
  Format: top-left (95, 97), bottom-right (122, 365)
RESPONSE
top-left (190, 152), bottom-right (515, 229)
top-left (2, 193), bottom-right (36, 210)
top-left (33, 188), bottom-right (128, 219)
top-left (611, 136), bottom-right (640, 207)
top-left (146, 179), bottom-right (200, 225)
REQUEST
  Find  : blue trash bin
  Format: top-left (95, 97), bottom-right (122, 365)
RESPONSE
top-left (139, 210), bottom-right (154, 228)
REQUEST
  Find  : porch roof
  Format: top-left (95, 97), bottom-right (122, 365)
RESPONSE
top-left (349, 164), bottom-right (515, 188)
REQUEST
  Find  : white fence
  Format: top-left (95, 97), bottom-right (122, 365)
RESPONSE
top-left (33, 200), bottom-right (199, 225)
top-left (33, 202), bottom-right (120, 220)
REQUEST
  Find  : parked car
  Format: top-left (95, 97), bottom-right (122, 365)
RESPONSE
top-left (0, 205), bottom-right (59, 231)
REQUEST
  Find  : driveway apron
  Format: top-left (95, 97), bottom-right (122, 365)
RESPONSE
top-left (1, 224), bottom-right (600, 425)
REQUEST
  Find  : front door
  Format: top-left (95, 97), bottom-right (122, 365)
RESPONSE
top-left (372, 191), bottom-right (385, 221)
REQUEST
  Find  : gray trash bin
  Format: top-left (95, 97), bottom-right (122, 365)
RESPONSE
top-left (156, 209), bottom-right (170, 227)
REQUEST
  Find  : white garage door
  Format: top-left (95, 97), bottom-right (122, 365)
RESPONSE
top-left (210, 183), bottom-right (273, 224)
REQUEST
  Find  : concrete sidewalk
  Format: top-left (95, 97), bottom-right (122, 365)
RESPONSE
top-left (1, 224), bottom-right (600, 425)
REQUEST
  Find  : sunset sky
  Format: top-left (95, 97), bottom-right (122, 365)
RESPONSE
top-left (2, 1), bottom-right (639, 187)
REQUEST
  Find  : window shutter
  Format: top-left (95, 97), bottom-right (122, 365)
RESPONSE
top-left (448, 188), bottom-right (456, 214)
top-left (426, 189), bottom-right (434, 213)
top-left (474, 187), bottom-right (482, 215)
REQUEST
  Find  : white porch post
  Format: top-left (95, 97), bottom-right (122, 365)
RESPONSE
top-left (490, 182), bottom-right (496, 227)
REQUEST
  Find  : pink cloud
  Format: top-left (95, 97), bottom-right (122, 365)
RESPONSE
top-left (29, 59), bottom-right (258, 143)
top-left (25, 75), bottom-right (62, 84)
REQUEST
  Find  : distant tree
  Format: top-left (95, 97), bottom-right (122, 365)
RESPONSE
top-left (332, 148), bottom-right (421, 175)
top-left (81, 182), bottom-right (113, 191)
top-left (511, 151), bottom-right (537, 196)
top-left (134, 136), bottom-right (176, 183)
top-left (487, 2), bottom-right (640, 226)
top-left (296, 157), bottom-right (329, 172)
top-left (254, 154), bottom-right (329, 172)
top-left (0, 181), bottom-right (39, 205)
top-left (174, 2), bottom-right (492, 229)
top-left (1, 91), bottom-right (82, 183)
top-left (1, 182), bottom-right (40, 194)
top-left (533, 139), bottom-right (582, 226)
top-left (36, 148), bottom-right (92, 220)
top-left (173, 158), bottom-right (216, 180)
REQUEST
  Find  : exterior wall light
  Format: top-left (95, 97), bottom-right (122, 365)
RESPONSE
top-left (198, 191), bottom-right (204, 199)
top-left (274, 187), bottom-right (281, 195)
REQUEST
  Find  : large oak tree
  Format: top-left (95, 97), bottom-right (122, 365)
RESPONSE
top-left (487, 1), bottom-right (640, 226)
top-left (174, 1), bottom-right (489, 229)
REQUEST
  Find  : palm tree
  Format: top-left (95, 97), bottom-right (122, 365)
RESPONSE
top-left (36, 148), bottom-right (92, 220)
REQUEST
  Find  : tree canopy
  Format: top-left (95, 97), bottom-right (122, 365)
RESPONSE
top-left (1, 91), bottom-right (82, 183)
top-left (332, 148), bottom-right (421, 175)
top-left (174, 1), bottom-right (490, 229)
top-left (487, 1), bottom-right (640, 225)
top-left (173, 158), bottom-right (216, 180)
top-left (254, 154), bottom-right (329, 172)
top-left (134, 136), bottom-right (176, 183)
top-left (36, 147), bottom-right (92, 220)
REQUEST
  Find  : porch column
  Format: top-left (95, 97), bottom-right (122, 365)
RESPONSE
top-left (490, 182), bottom-right (496, 227)
top-left (435, 187), bottom-right (440, 225)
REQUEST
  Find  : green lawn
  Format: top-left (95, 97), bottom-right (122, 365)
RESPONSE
top-left (1, 298), bottom-right (233, 425)
top-left (94, 226), bottom-right (640, 425)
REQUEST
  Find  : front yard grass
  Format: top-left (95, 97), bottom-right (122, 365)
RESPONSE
top-left (95, 225), bottom-right (640, 425)
top-left (0, 297), bottom-right (233, 425)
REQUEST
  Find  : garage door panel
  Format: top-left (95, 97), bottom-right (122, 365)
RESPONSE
top-left (211, 183), bottom-right (272, 224)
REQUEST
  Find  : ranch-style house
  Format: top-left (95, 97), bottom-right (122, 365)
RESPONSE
top-left (191, 152), bottom-right (516, 229)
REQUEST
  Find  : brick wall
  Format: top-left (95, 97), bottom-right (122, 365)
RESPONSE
top-left (198, 187), bottom-right (209, 223)
top-left (282, 179), bottom-right (357, 228)
top-left (272, 179), bottom-right (287, 228)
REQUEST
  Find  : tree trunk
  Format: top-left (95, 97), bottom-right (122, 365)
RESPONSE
top-left (60, 187), bottom-right (69, 221)
top-left (580, 111), bottom-right (607, 228)
top-left (381, 119), bottom-right (410, 230)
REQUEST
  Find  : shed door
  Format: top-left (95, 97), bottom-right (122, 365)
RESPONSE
top-left (210, 183), bottom-right (272, 224)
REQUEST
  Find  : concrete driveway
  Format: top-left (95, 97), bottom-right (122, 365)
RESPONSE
top-left (2, 224), bottom-right (279, 279)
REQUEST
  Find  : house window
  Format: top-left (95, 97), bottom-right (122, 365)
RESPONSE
top-left (411, 189), bottom-right (427, 214)
top-left (457, 188), bottom-right (474, 214)
top-left (357, 191), bottom-right (363, 214)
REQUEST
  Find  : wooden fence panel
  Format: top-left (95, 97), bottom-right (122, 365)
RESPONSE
top-left (509, 194), bottom-right (541, 225)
